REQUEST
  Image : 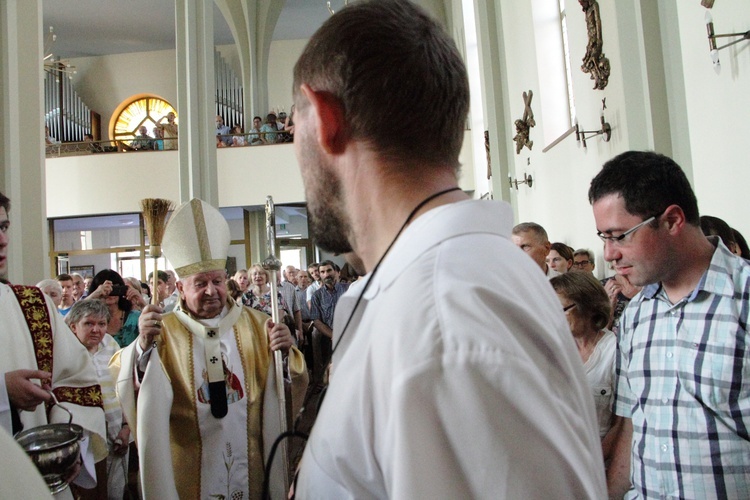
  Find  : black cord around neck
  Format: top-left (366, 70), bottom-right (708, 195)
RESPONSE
top-left (331, 185), bottom-right (462, 354)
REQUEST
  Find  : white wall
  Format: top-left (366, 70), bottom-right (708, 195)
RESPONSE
top-left (482, 0), bottom-right (749, 277)
top-left (267, 39), bottom-right (307, 115)
top-left (72, 50), bottom-right (178, 140)
top-left (672, 1), bottom-right (750, 236)
top-left (46, 130), bottom-right (476, 218)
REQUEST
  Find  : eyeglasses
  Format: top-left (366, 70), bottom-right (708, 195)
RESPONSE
top-left (572, 260), bottom-right (591, 267)
top-left (596, 212), bottom-right (662, 245)
top-left (562, 303), bottom-right (577, 313)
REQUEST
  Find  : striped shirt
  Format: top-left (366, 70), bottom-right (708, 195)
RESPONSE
top-left (615, 239), bottom-right (750, 499)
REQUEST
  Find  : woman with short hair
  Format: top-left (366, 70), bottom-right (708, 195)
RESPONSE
top-left (551, 272), bottom-right (621, 466)
top-left (66, 299), bottom-right (129, 499)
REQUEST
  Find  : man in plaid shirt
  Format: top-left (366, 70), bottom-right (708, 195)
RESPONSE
top-left (590, 151), bottom-right (750, 499)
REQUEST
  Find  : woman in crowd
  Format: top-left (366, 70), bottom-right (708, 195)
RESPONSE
top-left (547, 242), bottom-right (574, 274)
top-left (283, 105), bottom-right (295, 138)
top-left (66, 299), bottom-right (129, 500)
top-left (242, 264), bottom-right (291, 321)
top-left (36, 278), bottom-right (62, 308)
top-left (233, 269), bottom-right (250, 294)
top-left (86, 269), bottom-right (141, 347)
top-left (226, 278), bottom-right (244, 303)
top-left (550, 272), bottom-right (621, 465)
top-left (231, 125), bottom-right (246, 147)
top-left (124, 277), bottom-right (147, 311)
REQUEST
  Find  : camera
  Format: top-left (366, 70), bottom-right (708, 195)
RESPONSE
top-left (110, 285), bottom-right (128, 297)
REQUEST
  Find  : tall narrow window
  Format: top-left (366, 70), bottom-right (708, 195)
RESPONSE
top-left (559, 0), bottom-right (576, 126)
top-left (532, 0), bottom-right (575, 146)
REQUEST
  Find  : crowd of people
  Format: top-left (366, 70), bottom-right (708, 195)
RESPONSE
top-left (45, 107), bottom-right (296, 156)
top-left (125, 111), bottom-right (294, 152)
top-left (10, 1), bottom-right (750, 499)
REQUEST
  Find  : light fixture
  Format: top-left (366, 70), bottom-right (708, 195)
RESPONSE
top-left (575, 115), bottom-right (611, 148)
top-left (705, 11), bottom-right (750, 68)
top-left (43, 27), bottom-right (76, 80)
top-left (508, 173), bottom-right (533, 190)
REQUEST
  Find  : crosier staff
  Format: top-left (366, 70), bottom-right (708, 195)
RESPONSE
top-left (262, 195), bottom-right (289, 490)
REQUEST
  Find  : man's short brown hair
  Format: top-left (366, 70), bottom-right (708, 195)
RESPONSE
top-left (293, 0), bottom-right (469, 171)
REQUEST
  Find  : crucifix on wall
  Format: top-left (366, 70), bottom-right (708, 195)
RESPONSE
top-left (512, 90), bottom-right (535, 155)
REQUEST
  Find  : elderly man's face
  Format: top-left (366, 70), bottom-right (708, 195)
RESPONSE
top-left (297, 271), bottom-right (311, 289)
top-left (72, 275), bottom-right (85, 299)
top-left (285, 267), bottom-right (298, 285)
top-left (178, 270), bottom-right (228, 319)
top-left (511, 231), bottom-right (550, 271)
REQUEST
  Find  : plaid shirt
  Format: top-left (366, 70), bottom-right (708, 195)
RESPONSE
top-left (310, 282), bottom-right (349, 329)
top-left (615, 239), bottom-right (750, 499)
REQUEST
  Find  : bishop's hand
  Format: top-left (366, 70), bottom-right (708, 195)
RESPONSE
top-left (138, 304), bottom-right (164, 351)
top-left (266, 319), bottom-right (293, 354)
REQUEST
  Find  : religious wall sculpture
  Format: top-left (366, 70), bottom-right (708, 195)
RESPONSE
top-left (512, 90), bottom-right (535, 155)
top-left (580, 0), bottom-right (610, 90)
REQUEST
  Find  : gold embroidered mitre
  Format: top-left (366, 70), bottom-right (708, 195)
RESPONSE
top-left (162, 198), bottom-right (230, 278)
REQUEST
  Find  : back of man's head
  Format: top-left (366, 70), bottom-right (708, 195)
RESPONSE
top-left (588, 151), bottom-right (700, 225)
top-left (293, 0), bottom-right (469, 171)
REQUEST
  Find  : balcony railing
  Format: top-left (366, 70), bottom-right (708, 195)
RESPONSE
top-left (45, 131), bottom-right (294, 158)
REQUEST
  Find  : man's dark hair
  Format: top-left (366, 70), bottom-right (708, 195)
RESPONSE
top-left (148, 270), bottom-right (169, 283)
top-left (293, 0), bottom-right (469, 170)
top-left (319, 260), bottom-right (336, 271)
top-left (57, 273), bottom-right (73, 282)
top-left (588, 151), bottom-right (700, 225)
top-left (0, 192), bottom-right (10, 213)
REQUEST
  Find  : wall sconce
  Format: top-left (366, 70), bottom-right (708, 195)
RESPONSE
top-left (706, 11), bottom-right (750, 67)
top-left (575, 115), bottom-right (611, 148)
top-left (508, 173), bottom-right (533, 190)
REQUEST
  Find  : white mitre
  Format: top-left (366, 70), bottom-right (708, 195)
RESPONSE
top-left (162, 198), bottom-right (230, 279)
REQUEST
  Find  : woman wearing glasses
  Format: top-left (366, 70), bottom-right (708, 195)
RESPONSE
top-left (551, 272), bottom-right (622, 467)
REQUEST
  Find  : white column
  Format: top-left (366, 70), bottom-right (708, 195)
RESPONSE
top-left (175, 0), bottom-right (219, 206)
top-left (0, 0), bottom-right (49, 284)
top-left (215, 0), bottom-right (284, 122)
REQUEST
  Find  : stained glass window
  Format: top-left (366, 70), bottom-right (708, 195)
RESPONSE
top-left (112, 96), bottom-right (177, 142)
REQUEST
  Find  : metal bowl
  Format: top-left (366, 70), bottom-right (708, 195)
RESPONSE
top-left (15, 423), bottom-right (83, 494)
